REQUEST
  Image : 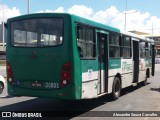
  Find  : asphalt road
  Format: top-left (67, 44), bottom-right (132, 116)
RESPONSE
top-left (0, 64), bottom-right (160, 120)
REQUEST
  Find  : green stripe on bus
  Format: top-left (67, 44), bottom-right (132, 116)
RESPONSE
top-left (109, 59), bottom-right (121, 69)
top-left (81, 60), bottom-right (98, 72)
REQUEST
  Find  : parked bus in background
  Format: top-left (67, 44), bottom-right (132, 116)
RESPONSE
top-left (6, 13), bottom-right (155, 100)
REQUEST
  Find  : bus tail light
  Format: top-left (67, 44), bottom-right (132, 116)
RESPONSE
top-left (60, 62), bottom-right (71, 88)
top-left (7, 63), bottom-right (14, 84)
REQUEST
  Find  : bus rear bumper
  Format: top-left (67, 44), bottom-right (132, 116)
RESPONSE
top-left (7, 83), bottom-right (81, 100)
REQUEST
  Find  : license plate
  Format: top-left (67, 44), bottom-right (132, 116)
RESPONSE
top-left (32, 82), bottom-right (42, 87)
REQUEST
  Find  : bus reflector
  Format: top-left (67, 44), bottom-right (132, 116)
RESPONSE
top-left (60, 62), bottom-right (71, 88)
top-left (7, 63), bottom-right (14, 84)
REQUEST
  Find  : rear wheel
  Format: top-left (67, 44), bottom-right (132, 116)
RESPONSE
top-left (142, 75), bottom-right (147, 86)
top-left (112, 77), bottom-right (121, 100)
top-left (0, 82), bottom-right (4, 94)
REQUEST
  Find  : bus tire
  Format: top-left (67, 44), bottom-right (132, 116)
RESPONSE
top-left (112, 77), bottom-right (121, 100)
top-left (142, 75), bottom-right (147, 86)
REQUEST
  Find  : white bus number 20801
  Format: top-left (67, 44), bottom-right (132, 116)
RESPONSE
top-left (45, 82), bottom-right (59, 89)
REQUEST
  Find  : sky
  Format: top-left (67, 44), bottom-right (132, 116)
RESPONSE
top-left (0, 0), bottom-right (160, 34)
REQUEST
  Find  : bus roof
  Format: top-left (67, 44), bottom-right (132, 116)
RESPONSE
top-left (121, 30), bottom-right (154, 43)
top-left (7, 13), bottom-right (120, 33)
top-left (7, 13), bottom-right (153, 43)
top-left (70, 14), bottom-right (120, 33)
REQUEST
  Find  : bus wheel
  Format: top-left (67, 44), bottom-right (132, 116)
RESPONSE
top-left (112, 77), bottom-right (121, 100)
top-left (142, 75), bottom-right (147, 86)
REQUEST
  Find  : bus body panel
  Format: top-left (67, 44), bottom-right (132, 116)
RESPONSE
top-left (139, 58), bottom-right (152, 83)
top-left (7, 14), bottom-right (81, 99)
top-left (70, 15), bottom-right (120, 99)
top-left (121, 59), bottom-right (133, 88)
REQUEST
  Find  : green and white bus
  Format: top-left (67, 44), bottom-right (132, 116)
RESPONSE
top-left (6, 13), bottom-right (155, 100)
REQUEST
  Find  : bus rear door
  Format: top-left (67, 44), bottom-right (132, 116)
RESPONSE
top-left (132, 38), bottom-right (139, 83)
top-left (151, 45), bottom-right (155, 76)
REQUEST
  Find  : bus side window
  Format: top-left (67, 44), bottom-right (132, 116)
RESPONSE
top-left (76, 25), bottom-right (95, 59)
top-left (121, 36), bottom-right (131, 58)
top-left (110, 47), bottom-right (115, 57)
top-left (140, 41), bottom-right (145, 58)
top-left (145, 42), bottom-right (151, 57)
top-left (109, 34), bottom-right (120, 58)
top-left (78, 46), bottom-right (83, 57)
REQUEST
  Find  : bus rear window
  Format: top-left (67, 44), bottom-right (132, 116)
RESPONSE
top-left (11, 18), bottom-right (63, 47)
